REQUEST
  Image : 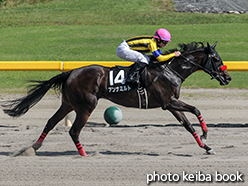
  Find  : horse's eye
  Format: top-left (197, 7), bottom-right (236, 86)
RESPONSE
top-left (211, 53), bottom-right (216, 57)
top-left (212, 55), bottom-right (220, 61)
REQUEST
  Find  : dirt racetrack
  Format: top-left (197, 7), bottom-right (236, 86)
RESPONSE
top-left (0, 88), bottom-right (248, 186)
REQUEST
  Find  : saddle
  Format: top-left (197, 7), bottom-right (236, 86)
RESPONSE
top-left (107, 65), bottom-right (148, 109)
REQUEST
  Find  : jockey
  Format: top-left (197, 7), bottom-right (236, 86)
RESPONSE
top-left (116, 28), bottom-right (181, 84)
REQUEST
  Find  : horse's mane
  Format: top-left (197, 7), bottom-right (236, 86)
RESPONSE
top-left (164, 41), bottom-right (204, 55)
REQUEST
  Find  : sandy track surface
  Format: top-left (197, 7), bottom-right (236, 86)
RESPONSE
top-left (0, 89), bottom-right (247, 186)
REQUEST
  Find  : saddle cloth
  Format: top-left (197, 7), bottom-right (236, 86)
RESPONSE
top-left (107, 65), bottom-right (146, 93)
top-left (107, 65), bottom-right (148, 109)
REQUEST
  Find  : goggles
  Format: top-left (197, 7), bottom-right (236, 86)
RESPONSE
top-left (161, 40), bottom-right (168, 45)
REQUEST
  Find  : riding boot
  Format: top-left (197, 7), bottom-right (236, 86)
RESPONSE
top-left (126, 62), bottom-right (147, 84)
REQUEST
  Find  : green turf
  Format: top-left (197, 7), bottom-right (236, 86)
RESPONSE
top-left (0, 0), bottom-right (248, 92)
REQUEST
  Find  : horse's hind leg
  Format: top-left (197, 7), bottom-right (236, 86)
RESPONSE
top-left (32, 102), bottom-right (73, 151)
top-left (69, 111), bottom-right (91, 157)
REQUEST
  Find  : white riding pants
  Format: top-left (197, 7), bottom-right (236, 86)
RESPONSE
top-left (116, 40), bottom-right (150, 64)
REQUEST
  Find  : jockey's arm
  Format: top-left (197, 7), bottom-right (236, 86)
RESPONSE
top-left (149, 40), bottom-right (177, 62)
top-left (156, 52), bottom-right (176, 62)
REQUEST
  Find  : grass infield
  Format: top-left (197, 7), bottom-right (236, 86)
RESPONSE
top-left (0, 0), bottom-right (247, 92)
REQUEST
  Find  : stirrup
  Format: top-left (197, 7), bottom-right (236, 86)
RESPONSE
top-left (126, 76), bottom-right (139, 84)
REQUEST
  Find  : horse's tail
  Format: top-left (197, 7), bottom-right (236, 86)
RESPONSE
top-left (2, 71), bottom-right (72, 117)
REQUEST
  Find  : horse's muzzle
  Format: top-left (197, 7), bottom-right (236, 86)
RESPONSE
top-left (217, 70), bottom-right (232, 85)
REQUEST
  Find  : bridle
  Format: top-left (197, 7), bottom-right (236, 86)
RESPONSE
top-left (171, 50), bottom-right (227, 83)
top-left (148, 44), bottom-right (228, 87)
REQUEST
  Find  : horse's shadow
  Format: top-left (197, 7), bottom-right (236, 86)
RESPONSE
top-left (0, 150), bottom-right (81, 157)
top-left (36, 150), bottom-right (79, 156)
top-left (0, 150), bottom-right (160, 157)
top-left (99, 150), bottom-right (159, 156)
top-left (87, 122), bottom-right (248, 128)
top-left (0, 151), bottom-right (12, 156)
top-left (36, 150), bottom-right (160, 157)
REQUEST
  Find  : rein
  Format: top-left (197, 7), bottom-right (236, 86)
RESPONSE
top-left (180, 54), bottom-right (211, 74)
top-left (166, 61), bottom-right (185, 81)
top-left (146, 58), bottom-right (184, 89)
top-left (180, 53), bottom-right (227, 85)
top-left (147, 48), bottom-right (227, 87)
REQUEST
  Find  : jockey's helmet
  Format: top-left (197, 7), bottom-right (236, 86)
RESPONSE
top-left (154, 29), bottom-right (171, 42)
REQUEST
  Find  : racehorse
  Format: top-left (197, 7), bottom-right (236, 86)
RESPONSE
top-left (2, 42), bottom-right (231, 156)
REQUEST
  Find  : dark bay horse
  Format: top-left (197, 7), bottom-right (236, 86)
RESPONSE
top-left (2, 42), bottom-right (231, 156)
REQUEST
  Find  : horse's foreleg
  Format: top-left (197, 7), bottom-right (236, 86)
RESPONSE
top-left (69, 112), bottom-right (90, 157)
top-left (168, 108), bottom-right (215, 155)
top-left (33, 103), bottom-right (72, 151)
top-left (197, 115), bottom-right (207, 143)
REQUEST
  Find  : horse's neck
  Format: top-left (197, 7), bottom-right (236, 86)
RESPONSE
top-left (169, 52), bottom-right (202, 80)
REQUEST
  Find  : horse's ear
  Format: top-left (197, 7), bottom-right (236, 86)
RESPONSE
top-left (207, 42), bottom-right (211, 51)
top-left (212, 41), bottom-right (217, 49)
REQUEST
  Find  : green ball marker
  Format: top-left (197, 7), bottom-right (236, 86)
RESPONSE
top-left (104, 106), bottom-right (123, 125)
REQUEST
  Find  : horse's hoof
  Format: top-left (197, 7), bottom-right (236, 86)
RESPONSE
top-left (200, 135), bottom-right (207, 145)
top-left (205, 149), bottom-right (216, 155)
top-left (32, 143), bottom-right (42, 151)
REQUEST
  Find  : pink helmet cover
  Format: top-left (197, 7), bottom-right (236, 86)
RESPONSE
top-left (154, 28), bottom-right (171, 42)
